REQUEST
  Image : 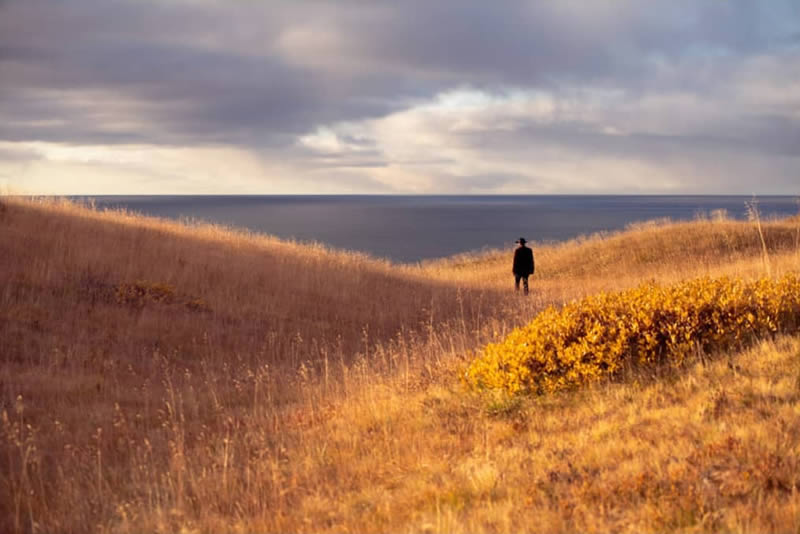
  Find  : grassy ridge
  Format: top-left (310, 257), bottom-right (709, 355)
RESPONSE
top-left (426, 214), bottom-right (800, 287)
top-left (1, 197), bottom-right (510, 368)
top-left (1, 196), bottom-right (800, 533)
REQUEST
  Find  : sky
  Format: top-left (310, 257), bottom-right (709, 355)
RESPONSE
top-left (1, 0), bottom-right (799, 195)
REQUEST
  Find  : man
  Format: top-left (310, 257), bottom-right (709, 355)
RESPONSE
top-left (512, 237), bottom-right (534, 295)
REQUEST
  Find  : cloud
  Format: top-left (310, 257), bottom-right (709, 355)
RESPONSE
top-left (297, 85), bottom-right (800, 193)
top-left (0, 0), bottom-right (798, 193)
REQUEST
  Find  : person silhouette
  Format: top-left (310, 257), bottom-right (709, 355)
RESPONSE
top-left (512, 237), bottom-right (534, 295)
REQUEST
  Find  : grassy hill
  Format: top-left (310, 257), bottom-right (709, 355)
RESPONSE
top-left (1, 196), bottom-right (800, 533)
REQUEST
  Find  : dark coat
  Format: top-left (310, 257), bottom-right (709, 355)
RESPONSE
top-left (513, 245), bottom-right (534, 276)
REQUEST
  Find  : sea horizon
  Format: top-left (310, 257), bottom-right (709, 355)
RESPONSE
top-left (67, 194), bottom-right (799, 263)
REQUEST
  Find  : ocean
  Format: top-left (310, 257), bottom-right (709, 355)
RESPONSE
top-left (79, 195), bottom-right (799, 263)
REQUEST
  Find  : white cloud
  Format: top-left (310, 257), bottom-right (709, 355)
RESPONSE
top-left (0, 142), bottom-right (282, 194)
top-left (294, 80), bottom-right (800, 194)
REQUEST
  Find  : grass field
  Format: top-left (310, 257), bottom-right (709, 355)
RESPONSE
top-left (2, 196), bottom-right (800, 533)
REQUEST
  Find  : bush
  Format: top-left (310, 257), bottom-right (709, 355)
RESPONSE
top-left (466, 275), bottom-right (800, 394)
top-left (114, 280), bottom-right (176, 306)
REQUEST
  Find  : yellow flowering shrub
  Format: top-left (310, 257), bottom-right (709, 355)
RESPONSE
top-left (466, 275), bottom-right (800, 394)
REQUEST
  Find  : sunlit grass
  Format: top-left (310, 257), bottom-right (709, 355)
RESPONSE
top-left (1, 195), bottom-right (799, 533)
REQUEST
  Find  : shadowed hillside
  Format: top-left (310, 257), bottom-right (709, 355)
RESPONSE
top-left (1, 198), bottom-right (512, 371)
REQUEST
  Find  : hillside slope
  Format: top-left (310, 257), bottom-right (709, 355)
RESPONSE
top-left (1, 198), bottom-right (509, 370)
top-left (1, 197), bottom-right (799, 533)
top-left (426, 214), bottom-right (800, 293)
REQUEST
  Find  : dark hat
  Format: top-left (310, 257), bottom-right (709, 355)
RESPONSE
top-left (516, 237), bottom-right (527, 244)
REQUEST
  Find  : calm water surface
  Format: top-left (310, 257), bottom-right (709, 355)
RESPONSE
top-left (79, 196), bottom-right (798, 263)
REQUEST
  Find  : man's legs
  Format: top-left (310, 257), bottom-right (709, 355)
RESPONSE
top-left (514, 275), bottom-right (529, 295)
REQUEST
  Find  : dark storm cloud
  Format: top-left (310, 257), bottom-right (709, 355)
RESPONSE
top-left (0, 0), bottom-right (798, 193)
top-left (0, 0), bottom-right (394, 146)
top-left (281, 0), bottom-right (797, 86)
top-left (0, 1), bottom-right (791, 142)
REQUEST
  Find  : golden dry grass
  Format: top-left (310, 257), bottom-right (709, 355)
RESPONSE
top-left (1, 196), bottom-right (800, 533)
top-left (425, 213), bottom-right (800, 290)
